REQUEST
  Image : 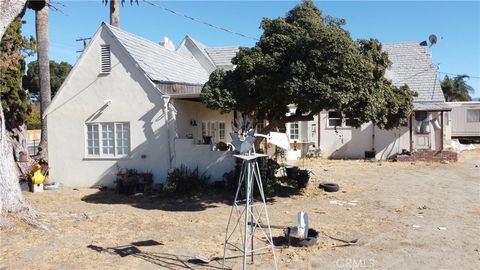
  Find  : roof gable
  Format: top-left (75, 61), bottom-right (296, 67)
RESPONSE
top-left (383, 42), bottom-right (445, 105)
top-left (104, 23), bottom-right (209, 85)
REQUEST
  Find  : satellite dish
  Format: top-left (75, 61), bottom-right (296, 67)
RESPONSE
top-left (429, 34), bottom-right (438, 46)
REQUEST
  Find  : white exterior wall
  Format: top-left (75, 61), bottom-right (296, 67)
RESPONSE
top-left (317, 111), bottom-right (410, 160)
top-left (47, 27), bottom-right (170, 187)
top-left (174, 139), bottom-right (235, 181)
top-left (448, 102), bottom-right (480, 137)
top-left (174, 99), bottom-right (233, 143)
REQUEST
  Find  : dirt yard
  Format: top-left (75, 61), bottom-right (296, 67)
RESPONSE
top-left (1, 148), bottom-right (479, 270)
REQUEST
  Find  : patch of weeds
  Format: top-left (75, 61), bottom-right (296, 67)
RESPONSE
top-left (165, 165), bottom-right (210, 194)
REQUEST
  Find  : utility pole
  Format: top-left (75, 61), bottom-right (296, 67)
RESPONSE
top-left (75, 37), bottom-right (91, 53)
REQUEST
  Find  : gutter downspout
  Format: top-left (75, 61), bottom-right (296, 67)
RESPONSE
top-left (317, 113), bottom-right (320, 150)
top-left (162, 95), bottom-right (173, 169)
top-left (409, 114), bottom-right (413, 152)
top-left (440, 111), bottom-right (444, 151)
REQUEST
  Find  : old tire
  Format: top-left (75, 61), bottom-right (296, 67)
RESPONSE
top-left (319, 183), bottom-right (339, 192)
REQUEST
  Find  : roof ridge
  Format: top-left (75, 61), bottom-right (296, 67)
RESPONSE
top-left (105, 23), bottom-right (197, 62)
top-left (382, 41), bottom-right (423, 45)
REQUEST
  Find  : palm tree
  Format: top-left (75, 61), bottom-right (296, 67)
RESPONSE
top-left (441, 75), bottom-right (474, 102)
top-left (35, 0), bottom-right (51, 158)
top-left (109, 0), bottom-right (120, 27)
top-left (102, 0), bottom-right (138, 28)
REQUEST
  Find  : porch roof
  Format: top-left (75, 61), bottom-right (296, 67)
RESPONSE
top-left (413, 101), bottom-right (451, 112)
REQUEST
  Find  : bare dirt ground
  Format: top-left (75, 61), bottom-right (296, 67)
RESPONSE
top-left (1, 147), bottom-right (479, 270)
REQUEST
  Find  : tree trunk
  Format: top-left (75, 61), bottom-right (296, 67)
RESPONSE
top-left (36, 0), bottom-right (51, 158)
top-left (0, 0), bottom-right (39, 228)
top-left (110, 0), bottom-right (120, 27)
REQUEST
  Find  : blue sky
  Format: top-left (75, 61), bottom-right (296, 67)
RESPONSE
top-left (21, 1), bottom-right (480, 98)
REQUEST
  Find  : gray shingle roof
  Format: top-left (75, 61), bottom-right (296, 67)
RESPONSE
top-left (383, 42), bottom-right (448, 111)
top-left (105, 24), bottom-right (209, 85)
top-left (205, 46), bottom-right (239, 68)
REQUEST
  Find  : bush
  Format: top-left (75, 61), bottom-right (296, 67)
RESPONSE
top-left (26, 104), bottom-right (41, 130)
top-left (223, 157), bottom-right (280, 197)
top-left (165, 165), bottom-right (210, 194)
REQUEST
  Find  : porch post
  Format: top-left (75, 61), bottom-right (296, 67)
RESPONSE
top-left (162, 95), bottom-right (173, 169)
top-left (409, 114), bottom-right (413, 152)
top-left (440, 111), bottom-right (444, 151)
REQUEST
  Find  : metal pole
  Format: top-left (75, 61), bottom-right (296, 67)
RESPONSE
top-left (243, 160), bottom-right (251, 270)
top-left (250, 161), bottom-right (254, 264)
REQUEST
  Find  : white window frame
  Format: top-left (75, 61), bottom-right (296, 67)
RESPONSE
top-left (85, 122), bottom-right (130, 158)
top-left (100, 44), bottom-right (111, 74)
top-left (327, 111), bottom-right (354, 128)
top-left (289, 122), bottom-right (299, 140)
top-left (466, 109), bottom-right (480, 123)
top-left (201, 121), bottom-right (226, 143)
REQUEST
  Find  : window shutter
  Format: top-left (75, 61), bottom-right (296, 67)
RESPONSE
top-left (100, 45), bottom-right (111, 73)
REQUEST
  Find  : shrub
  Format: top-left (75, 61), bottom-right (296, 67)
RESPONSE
top-left (223, 157), bottom-right (280, 197)
top-left (165, 165), bottom-right (210, 194)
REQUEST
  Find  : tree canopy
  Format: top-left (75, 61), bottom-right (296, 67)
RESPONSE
top-left (440, 75), bottom-right (474, 102)
top-left (0, 18), bottom-right (35, 130)
top-left (23, 60), bottom-right (72, 98)
top-left (201, 0), bottom-right (414, 130)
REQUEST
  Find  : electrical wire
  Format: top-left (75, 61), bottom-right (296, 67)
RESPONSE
top-left (142, 0), bottom-right (259, 41)
top-left (438, 71), bottom-right (480, 79)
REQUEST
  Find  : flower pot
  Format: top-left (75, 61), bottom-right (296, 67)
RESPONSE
top-left (297, 174), bottom-right (309, 188)
top-left (29, 183), bottom-right (44, 193)
top-left (285, 166), bottom-right (298, 179)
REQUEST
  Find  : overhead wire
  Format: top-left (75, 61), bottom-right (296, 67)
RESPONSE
top-left (142, 0), bottom-right (259, 41)
top-left (438, 71), bottom-right (480, 79)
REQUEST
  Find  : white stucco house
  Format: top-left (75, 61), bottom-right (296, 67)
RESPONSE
top-left (46, 23), bottom-right (453, 187)
top-left (284, 42), bottom-right (452, 160)
top-left (46, 23), bottom-right (240, 187)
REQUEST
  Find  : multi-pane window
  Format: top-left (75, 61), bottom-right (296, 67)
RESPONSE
top-left (289, 122), bottom-right (299, 140)
top-left (201, 121), bottom-right (226, 143)
top-left (311, 123), bottom-right (317, 137)
top-left (100, 45), bottom-right (111, 73)
top-left (467, 109), bottom-right (480, 122)
top-left (328, 111), bottom-right (354, 127)
top-left (218, 122), bottom-right (226, 141)
top-left (115, 123), bottom-right (130, 155)
top-left (86, 122), bottom-right (129, 157)
top-left (328, 111), bottom-right (342, 127)
top-left (87, 125), bottom-right (100, 155)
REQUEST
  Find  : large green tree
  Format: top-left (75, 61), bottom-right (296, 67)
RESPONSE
top-left (23, 60), bottom-right (72, 98)
top-left (441, 75), bottom-right (474, 102)
top-left (0, 18), bottom-right (35, 130)
top-left (201, 1), bottom-right (414, 131)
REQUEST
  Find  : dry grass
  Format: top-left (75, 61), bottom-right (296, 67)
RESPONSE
top-left (1, 147), bottom-right (478, 269)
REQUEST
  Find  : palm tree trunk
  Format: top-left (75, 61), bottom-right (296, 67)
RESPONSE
top-left (110, 0), bottom-right (120, 27)
top-left (36, 0), bottom-right (51, 158)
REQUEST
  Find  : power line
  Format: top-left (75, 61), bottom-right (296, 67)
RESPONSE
top-left (142, 0), bottom-right (258, 41)
top-left (438, 71), bottom-right (480, 79)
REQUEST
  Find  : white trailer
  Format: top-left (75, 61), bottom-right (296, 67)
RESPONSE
top-left (447, 102), bottom-right (480, 142)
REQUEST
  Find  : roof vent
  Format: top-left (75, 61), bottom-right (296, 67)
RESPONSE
top-left (160, 37), bottom-right (175, 51)
top-left (419, 41), bottom-right (428, 46)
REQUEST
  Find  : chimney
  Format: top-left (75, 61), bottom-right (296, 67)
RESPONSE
top-left (160, 36), bottom-right (175, 51)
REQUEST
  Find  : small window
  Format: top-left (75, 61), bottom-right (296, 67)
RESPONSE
top-left (328, 111), bottom-right (342, 127)
top-left (345, 118), bottom-right (355, 127)
top-left (311, 123), bottom-right (317, 137)
top-left (467, 109), bottom-right (480, 123)
top-left (100, 45), bottom-right (111, 73)
top-left (289, 122), bottom-right (299, 140)
top-left (86, 122), bottom-right (129, 157)
top-left (218, 122), bottom-right (226, 141)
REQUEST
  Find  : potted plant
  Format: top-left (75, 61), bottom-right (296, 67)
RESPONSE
top-left (296, 169), bottom-right (311, 188)
top-left (285, 166), bottom-right (299, 179)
